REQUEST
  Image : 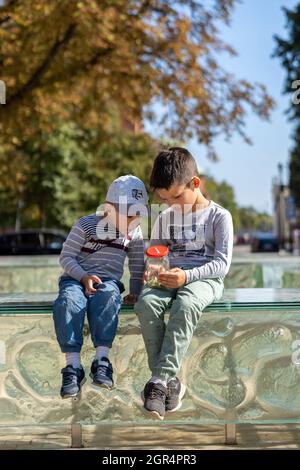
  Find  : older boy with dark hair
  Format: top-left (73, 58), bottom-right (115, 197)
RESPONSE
top-left (135, 147), bottom-right (234, 420)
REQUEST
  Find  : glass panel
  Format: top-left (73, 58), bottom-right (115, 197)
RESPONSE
top-left (0, 309), bottom-right (300, 426)
top-left (0, 257), bottom-right (62, 294)
top-left (225, 262), bottom-right (300, 289)
top-left (1, 254), bottom-right (300, 293)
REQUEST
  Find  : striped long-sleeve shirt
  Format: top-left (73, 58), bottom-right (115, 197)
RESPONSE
top-left (59, 213), bottom-right (145, 295)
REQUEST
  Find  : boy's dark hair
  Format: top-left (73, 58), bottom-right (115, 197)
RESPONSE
top-left (150, 147), bottom-right (198, 190)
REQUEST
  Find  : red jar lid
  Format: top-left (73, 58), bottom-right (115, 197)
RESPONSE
top-left (146, 245), bottom-right (169, 258)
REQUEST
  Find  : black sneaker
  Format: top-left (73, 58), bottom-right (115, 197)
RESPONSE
top-left (90, 357), bottom-right (114, 389)
top-left (141, 382), bottom-right (168, 420)
top-left (60, 365), bottom-right (86, 399)
top-left (165, 377), bottom-right (186, 413)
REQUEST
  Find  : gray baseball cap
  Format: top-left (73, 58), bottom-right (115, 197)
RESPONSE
top-left (106, 175), bottom-right (149, 216)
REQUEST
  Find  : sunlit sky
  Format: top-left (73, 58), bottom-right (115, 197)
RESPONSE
top-left (146, 0), bottom-right (299, 215)
top-left (190, 0), bottom-right (299, 215)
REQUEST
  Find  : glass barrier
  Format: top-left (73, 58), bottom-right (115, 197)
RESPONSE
top-left (1, 255), bottom-right (300, 293)
top-left (0, 307), bottom-right (300, 426)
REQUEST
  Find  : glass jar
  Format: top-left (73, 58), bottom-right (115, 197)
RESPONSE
top-left (145, 245), bottom-right (170, 288)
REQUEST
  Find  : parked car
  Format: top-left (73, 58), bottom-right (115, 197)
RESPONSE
top-left (0, 229), bottom-right (67, 255)
top-left (235, 234), bottom-right (247, 245)
top-left (250, 232), bottom-right (279, 253)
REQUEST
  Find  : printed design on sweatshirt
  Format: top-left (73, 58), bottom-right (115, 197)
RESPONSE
top-left (168, 223), bottom-right (206, 257)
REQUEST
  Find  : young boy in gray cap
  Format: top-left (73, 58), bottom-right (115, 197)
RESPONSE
top-left (53, 175), bottom-right (148, 399)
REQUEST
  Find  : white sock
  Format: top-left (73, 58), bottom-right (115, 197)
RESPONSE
top-left (66, 352), bottom-right (81, 369)
top-left (150, 376), bottom-right (167, 387)
top-left (95, 346), bottom-right (110, 361)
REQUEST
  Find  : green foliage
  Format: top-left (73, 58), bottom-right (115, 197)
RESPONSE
top-left (205, 176), bottom-right (240, 231)
top-left (0, 0), bottom-right (276, 229)
top-left (0, 122), bottom-right (156, 229)
top-left (205, 176), bottom-right (273, 233)
top-left (289, 127), bottom-right (300, 209)
top-left (0, 0), bottom-right (274, 154)
top-left (274, 3), bottom-right (300, 210)
top-left (274, 4), bottom-right (300, 120)
top-left (238, 206), bottom-right (273, 232)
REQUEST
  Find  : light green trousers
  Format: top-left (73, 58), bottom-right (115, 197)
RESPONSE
top-left (134, 277), bottom-right (224, 382)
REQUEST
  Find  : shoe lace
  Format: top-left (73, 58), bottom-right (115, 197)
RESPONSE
top-left (149, 387), bottom-right (165, 400)
top-left (166, 379), bottom-right (178, 396)
top-left (96, 362), bottom-right (112, 377)
top-left (63, 371), bottom-right (77, 386)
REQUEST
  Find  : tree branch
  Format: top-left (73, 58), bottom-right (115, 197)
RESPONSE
top-left (87, 46), bottom-right (116, 67)
top-left (5, 23), bottom-right (76, 107)
top-left (0, 0), bottom-right (18, 26)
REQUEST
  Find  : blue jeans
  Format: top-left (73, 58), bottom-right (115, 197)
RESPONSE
top-left (53, 276), bottom-right (124, 353)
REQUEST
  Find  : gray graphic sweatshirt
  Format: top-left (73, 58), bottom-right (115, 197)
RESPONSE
top-left (150, 200), bottom-right (234, 284)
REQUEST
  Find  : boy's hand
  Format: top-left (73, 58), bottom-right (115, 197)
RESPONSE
top-left (81, 274), bottom-right (102, 295)
top-left (143, 270), bottom-right (148, 285)
top-left (123, 293), bottom-right (138, 305)
top-left (158, 268), bottom-right (186, 288)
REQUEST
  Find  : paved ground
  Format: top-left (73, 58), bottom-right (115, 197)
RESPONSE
top-left (1, 424), bottom-right (300, 450)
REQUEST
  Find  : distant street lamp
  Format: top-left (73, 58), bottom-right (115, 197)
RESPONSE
top-left (278, 163), bottom-right (284, 191)
top-left (277, 163), bottom-right (285, 250)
